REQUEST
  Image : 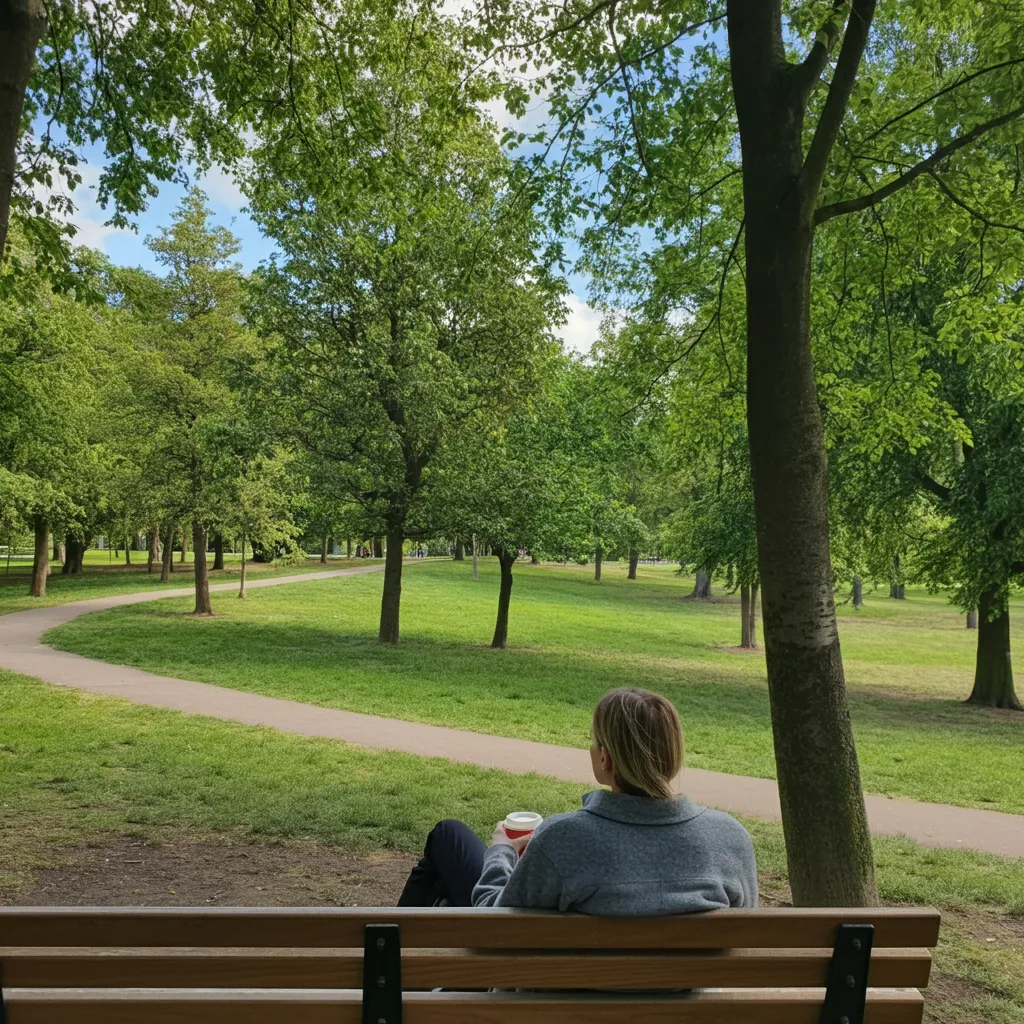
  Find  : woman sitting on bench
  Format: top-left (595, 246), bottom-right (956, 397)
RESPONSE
top-left (398, 687), bottom-right (758, 913)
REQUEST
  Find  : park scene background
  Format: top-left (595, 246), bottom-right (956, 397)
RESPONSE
top-left (1, 1), bottom-right (1024, 1022)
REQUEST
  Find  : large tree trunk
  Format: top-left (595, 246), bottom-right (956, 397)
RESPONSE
top-left (160, 525), bottom-right (174, 582)
top-left (378, 523), bottom-right (404, 644)
top-left (594, 544), bottom-right (602, 582)
top-left (730, 0), bottom-right (877, 906)
top-left (740, 584), bottom-right (753, 648)
top-left (29, 514), bottom-right (48, 597)
top-left (691, 570), bottom-right (711, 599)
top-left (491, 549), bottom-right (515, 648)
top-left (0, 0), bottom-right (46, 259)
top-left (320, 534), bottom-right (329, 564)
top-left (627, 549), bottom-right (639, 580)
top-left (966, 609), bottom-right (978, 630)
top-left (968, 589), bottom-right (1021, 709)
top-left (852, 576), bottom-right (863, 607)
top-left (52, 539), bottom-right (63, 564)
top-left (453, 538), bottom-right (465, 561)
top-left (193, 522), bottom-right (212, 615)
top-left (213, 532), bottom-right (224, 570)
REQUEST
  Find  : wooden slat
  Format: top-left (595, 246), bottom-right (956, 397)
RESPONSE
top-left (0, 906), bottom-right (942, 950)
top-left (0, 946), bottom-right (933, 989)
top-left (1, 988), bottom-right (926, 1024)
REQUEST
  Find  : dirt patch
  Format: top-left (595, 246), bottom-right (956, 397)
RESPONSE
top-left (717, 645), bottom-right (764, 656)
top-left (3, 836), bottom-right (416, 908)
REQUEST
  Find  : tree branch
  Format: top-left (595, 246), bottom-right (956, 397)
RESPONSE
top-left (918, 472), bottom-right (950, 502)
top-left (815, 104), bottom-right (1024, 224)
top-left (793, 1), bottom-right (851, 99)
top-left (608, 3), bottom-right (651, 179)
top-left (927, 169), bottom-right (1024, 234)
top-left (800, 0), bottom-right (877, 217)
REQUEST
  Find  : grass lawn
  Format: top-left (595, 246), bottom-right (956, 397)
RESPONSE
top-left (1, 670), bottom-right (1021, 1023)
top-left (0, 554), bottom-right (370, 616)
top-left (45, 559), bottom-right (1024, 815)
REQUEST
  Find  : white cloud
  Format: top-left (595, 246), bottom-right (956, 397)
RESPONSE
top-left (196, 162), bottom-right (247, 210)
top-left (557, 294), bottom-right (603, 355)
top-left (31, 161), bottom-right (127, 253)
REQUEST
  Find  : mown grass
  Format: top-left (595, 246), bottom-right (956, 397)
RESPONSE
top-left (0, 555), bottom-right (368, 616)
top-left (46, 559), bottom-right (1024, 814)
top-left (1, 670), bottom-right (1021, 1023)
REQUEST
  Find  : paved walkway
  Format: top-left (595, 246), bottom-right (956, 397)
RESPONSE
top-left (2, 564), bottom-right (1022, 858)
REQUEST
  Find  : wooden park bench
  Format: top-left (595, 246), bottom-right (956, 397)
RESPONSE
top-left (0, 904), bottom-right (939, 1023)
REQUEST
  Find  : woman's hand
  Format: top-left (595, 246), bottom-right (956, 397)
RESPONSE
top-left (490, 822), bottom-right (533, 855)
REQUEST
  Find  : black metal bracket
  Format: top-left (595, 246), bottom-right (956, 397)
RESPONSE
top-left (820, 923), bottom-right (874, 1024)
top-left (362, 923), bottom-right (402, 1024)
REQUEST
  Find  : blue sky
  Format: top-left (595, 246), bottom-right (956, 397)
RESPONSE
top-left (54, 136), bottom-right (601, 355)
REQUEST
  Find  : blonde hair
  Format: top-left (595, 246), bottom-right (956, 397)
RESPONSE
top-left (592, 688), bottom-right (684, 800)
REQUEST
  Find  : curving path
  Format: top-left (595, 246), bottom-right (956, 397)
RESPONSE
top-left (2, 563), bottom-right (1022, 858)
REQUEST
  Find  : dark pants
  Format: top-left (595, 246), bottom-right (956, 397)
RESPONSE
top-left (398, 819), bottom-right (486, 907)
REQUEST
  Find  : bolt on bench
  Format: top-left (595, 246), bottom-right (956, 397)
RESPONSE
top-left (0, 905), bottom-right (939, 1023)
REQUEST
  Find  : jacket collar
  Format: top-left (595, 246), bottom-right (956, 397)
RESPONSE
top-left (581, 789), bottom-right (706, 826)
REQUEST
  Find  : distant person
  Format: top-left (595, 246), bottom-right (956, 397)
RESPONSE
top-left (398, 688), bottom-right (758, 913)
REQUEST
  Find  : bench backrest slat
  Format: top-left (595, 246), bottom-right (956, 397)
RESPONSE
top-left (2, 988), bottom-right (927, 1024)
top-left (0, 905), bottom-right (941, 949)
top-left (0, 946), bottom-right (934, 990)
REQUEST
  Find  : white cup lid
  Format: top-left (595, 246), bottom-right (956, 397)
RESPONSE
top-left (504, 811), bottom-right (543, 830)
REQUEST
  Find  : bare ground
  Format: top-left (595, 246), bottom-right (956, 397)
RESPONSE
top-left (2, 835), bottom-right (415, 907)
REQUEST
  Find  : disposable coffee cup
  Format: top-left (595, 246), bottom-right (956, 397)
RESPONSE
top-left (503, 811), bottom-right (543, 840)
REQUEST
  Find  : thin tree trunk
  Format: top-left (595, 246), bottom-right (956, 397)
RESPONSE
top-left (29, 514), bottom-right (48, 597)
top-left (852, 577), bottom-right (863, 608)
top-left (730, 0), bottom-right (877, 906)
top-left (124, 540), bottom-right (131, 566)
top-left (378, 523), bottom-right (404, 644)
top-left (213, 533), bottom-right (224, 571)
top-left (346, 538), bottom-right (352, 558)
top-left (491, 549), bottom-right (515, 648)
top-left (373, 536), bottom-right (383, 559)
top-left (148, 525), bottom-right (160, 573)
top-left (61, 533), bottom-right (73, 575)
top-left (180, 528), bottom-right (188, 563)
top-left (628, 549), bottom-right (639, 580)
top-left (749, 584), bottom-right (759, 648)
top-left (239, 533), bottom-right (247, 598)
top-left (160, 526), bottom-right (173, 582)
top-left (692, 570), bottom-right (711, 599)
top-left (472, 534), bottom-right (479, 580)
top-left (453, 538), bottom-right (465, 561)
top-left (193, 522), bottom-right (212, 615)
top-left (967, 610), bottom-right (978, 630)
top-left (321, 534), bottom-right (329, 564)
top-left (0, 0), bottom-right (46, 259)
top-left (740, 584), bottom-right (753, 648)
top-left (52, 539), bottom-right (62, 564)
top-left (594, 544), bottom-right (602, 582)
top-left (968, 589), bottom-right (1021, 709)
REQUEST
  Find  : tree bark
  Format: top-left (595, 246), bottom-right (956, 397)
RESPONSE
top-left (491, 549), bottom-right (515, 648)
top-left (52, 539), bottom-right (62, 564)
top-left (472, 534), bottom-right (479, 579)
top-left (594, 544), bottom-right (602, 582)
top-left (967, 589), bottom-right (1021, 709)
top-left (628, 549), bottom-right (639, 580)
top-left (730, 0), bottom-right (877, 906)
top-left (213, 532), bottom-right (224, 570)
top-left (749, 584), bottom-right (759, 648)
top-left (346, 538), bottom-right (352, 558)
top-left (0, 0), bottom-right (46, 259)
top-left (378, 524), bottom-right (404, 643)
top-left (61, 533), bottom-right (73, 575)
top-left (320, 534), bottom-right (329, 564)
top-left (740, 584), bottom-right (753, 648)
top-left (180, 528), bottom-right (188, 563)
top-left (453, 538), bottom-right (465, 561)
top-left (692, 570), bottom-right (711, 599)
top-left (124, 541), bottom-right (131, 566)
top-left (193, 522), bottom-right (212, 615)
top-left (373, 537), bottom-right (383, 559)
top-left (148, 526), bottom-right (160, 573)
top-left (160, 525), bottom-right (174, 582)
top-left (852, 577), bottom-right (863, 608)
top-left (29, 514), bottom-right (48, 596)
top-left (239, 533), bottom-right (247, 598)
top-left (966, 609), bottom-right (978, 630)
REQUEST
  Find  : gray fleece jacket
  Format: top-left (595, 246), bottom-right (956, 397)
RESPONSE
top-left (472, 790), bottom-right (757, 914)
